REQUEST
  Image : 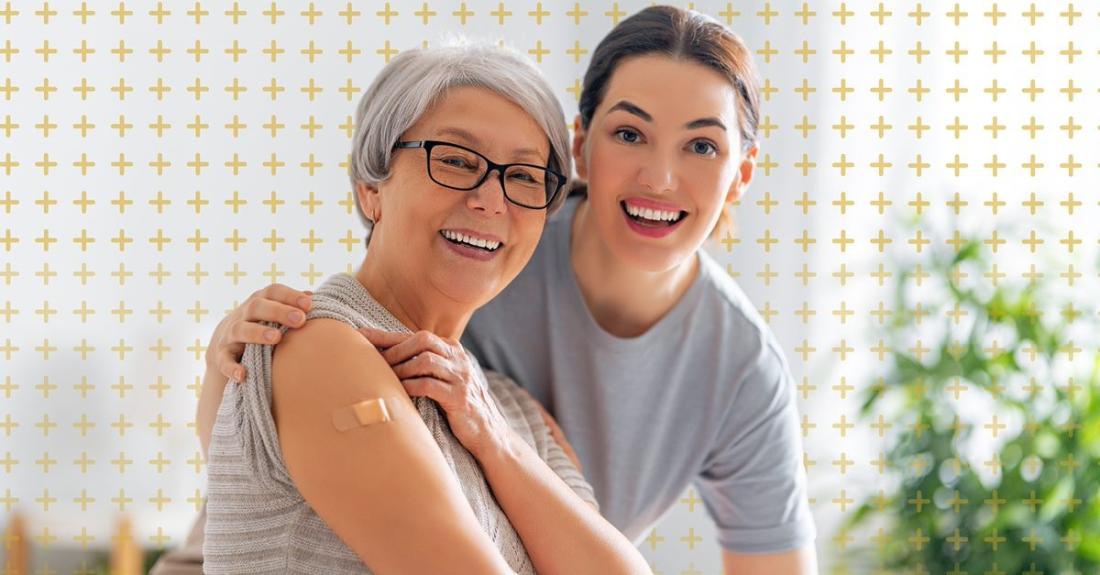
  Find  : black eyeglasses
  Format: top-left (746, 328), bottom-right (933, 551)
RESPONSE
top-left (393, 140), bottom-right (565, 210)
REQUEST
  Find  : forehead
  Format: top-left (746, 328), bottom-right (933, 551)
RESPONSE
top-left (600, 55), bottom-right (739, 124)
top-left (414, 86), bottom-right (550, 160)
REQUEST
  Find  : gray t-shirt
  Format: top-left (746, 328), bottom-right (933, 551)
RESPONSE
top-left (462, 195), bottom-right (816, 554)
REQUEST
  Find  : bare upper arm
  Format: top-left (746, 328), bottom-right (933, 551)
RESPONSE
top-left (721, 544), bottom-right (819, 575)
top-left (271, 318), bottom-right (512, 574)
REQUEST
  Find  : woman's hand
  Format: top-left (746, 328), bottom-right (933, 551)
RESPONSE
top-left (360, 328), bottom-right (515, 459)
top-left (206, 284), bottom-right (313, 382)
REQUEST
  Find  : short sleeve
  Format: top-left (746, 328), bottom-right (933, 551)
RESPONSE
top-left (695, 342), bottom-right (816, 554)
top-left (229, 320), bottom-right (300, 496)
top-left (479, 368), bottom-right (600, 511)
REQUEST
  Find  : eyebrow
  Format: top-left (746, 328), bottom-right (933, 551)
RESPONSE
top-left (607, 99), bottom-right (727, 132)
top-left (607, 100), bottom-right (652, 122)
top-left (435, 126), bottom-right (544, 163)
top-left (684, 117), bottom-right (727, 131)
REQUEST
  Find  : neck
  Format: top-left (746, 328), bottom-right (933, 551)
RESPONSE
top-left (570, 198), bottom-right (699, 338)
top-left (355, 250), bottom-right (472, 340)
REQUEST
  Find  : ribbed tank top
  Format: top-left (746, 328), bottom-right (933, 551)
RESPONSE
top-left (203, 272), bottom-right (596, 574)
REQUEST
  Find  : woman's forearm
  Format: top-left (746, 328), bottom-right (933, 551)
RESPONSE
top-left (476, 432), bottom-right (651, 575)
top-left (196, 366), bottom-right (230, 459)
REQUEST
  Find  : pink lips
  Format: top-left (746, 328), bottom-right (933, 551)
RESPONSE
top-left (622, 197), bottom-right (685, 213)
top-left (620, 198), bottom-right (687, 239)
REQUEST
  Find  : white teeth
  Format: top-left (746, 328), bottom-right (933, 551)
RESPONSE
top-left (625, 202), bottom-right (681, 222)
top-left (441, 230), bottom-right (501, 251)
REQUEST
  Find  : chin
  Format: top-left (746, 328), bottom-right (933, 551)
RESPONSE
top-left (431, 271), bottom-right (501, 307)
top-left (610, 238), bottom-right (689, 274)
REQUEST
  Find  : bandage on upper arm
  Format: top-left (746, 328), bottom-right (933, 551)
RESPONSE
top-left (332, 398), bottom-right (391, 431)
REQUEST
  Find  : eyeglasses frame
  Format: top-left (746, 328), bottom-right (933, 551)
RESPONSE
top-left (393, 139), bottom-right (566, 210)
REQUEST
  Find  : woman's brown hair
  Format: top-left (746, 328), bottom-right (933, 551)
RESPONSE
top-left (572, 5), bottom-right (763, 239)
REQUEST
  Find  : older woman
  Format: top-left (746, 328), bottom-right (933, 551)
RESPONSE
top-left (199, 43), bottom-right (650, 574)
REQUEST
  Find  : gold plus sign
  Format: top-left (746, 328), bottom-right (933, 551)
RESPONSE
top-left (222, 228), bottom-right (244, 250)
top-left (679, 489), bottom-right (701, 512)
top-left (565, 2), bottom-right (587, 24)
top-left (301, 191), bottom-right (323, 213)
top-left (218, 1), bottom-right (246, 23)
top-left (301, 230), bottom-right (323, 253)
top-left (490, 2), bottom-right (511, 25)
top-left (1059, 2), bottom-right (1082, 24)
top-left (1022, 3), bottom-right (1043, 25)
top-left (757, 40), bottom-right (778, 63)
top-left (643, 529), bottom-right (664, 550)
top-left (183, 1), bottom-right (209, 24)
top-left (452, 2), bottom-right (473, 25)
top-left (330, 2), bottom-right (358, 24)
top-left (566, 78), bottom-right (582, 102)
top-left (527, 2), bottom-right (549, 24)
top-left (302, 263), bottom-right (324, 284)
top-left (832, 154), bottom-right (853, 176)
top-left (566, 40), bottom-right (588, 64)
top-left (414, 2), bottom-right (436, 25)
top-left (528, 40), bottom-right (549, 63)
top-left (832, 2), bottom-right (854, 24)
top-left (832, 453), bottom-right (853, 475)
top-left (259, 1), bottom-right (284, 24)
top-left (337, 41), bottom-right (361, 63)
top-left (717, 2), bottom-right (740, 24)
top-left (604, 2), bottom-right (626, 24)
top-left (756, 1), bottom-right (778, 24)
top-left (376, 2), bottom-right (397, 25)
top-left (300, 152), bottom-right (323, 175)
top-left (679, 527), bottom-right (703, 550)
top-left (377, 40), bottom-right (398, 63)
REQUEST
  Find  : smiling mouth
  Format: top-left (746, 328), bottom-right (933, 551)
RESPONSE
top-left (621, 201), bottom-right (688, 226)
top-left (439, 230), bottom-right (503, 252)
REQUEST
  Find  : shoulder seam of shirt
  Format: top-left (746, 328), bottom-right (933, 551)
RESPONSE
top-left (697, 251), bottom-right (774, 339)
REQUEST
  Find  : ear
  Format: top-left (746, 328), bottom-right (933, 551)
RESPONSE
top-left (571, 115), bottom-right (589, 181)
top-left (355, 181), bottom-right (382, 223)
top-left (726, 143), bottom-right (759, 204)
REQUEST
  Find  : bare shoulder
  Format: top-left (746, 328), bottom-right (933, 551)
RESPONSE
top-left (269, 317), bottom-right (419, 466)
top-left (263, 317), bottom-right (514, 572)
top-left (274, 318), bottom-right (379, 380)
top-left (272, 318), bottom-right (396, 410)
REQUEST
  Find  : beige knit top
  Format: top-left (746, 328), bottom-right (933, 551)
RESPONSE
top-left (203, 272), bottom-right (597, 574)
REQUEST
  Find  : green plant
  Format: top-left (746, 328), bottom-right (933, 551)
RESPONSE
top-left (841, 233), bottom-right (1100, 574)
top-left (82, 546), bottom-right (168, 574)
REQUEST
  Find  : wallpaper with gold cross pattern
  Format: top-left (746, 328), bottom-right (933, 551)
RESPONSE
top-left (1, 1), bottom-right (1098, 574)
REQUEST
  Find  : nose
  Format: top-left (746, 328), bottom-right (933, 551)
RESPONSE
top-left (466, 168), bottom-right (508, 215)
top-left (636, 147), bottom-right (678, 194)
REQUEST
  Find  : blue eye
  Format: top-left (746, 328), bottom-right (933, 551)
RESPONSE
top-left (690, 140), bottom-right (717, 156)
top-left (614, 128), bottom-right (642, 144)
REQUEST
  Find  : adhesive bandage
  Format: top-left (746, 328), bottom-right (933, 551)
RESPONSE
top-left (332, 398), bottom-right (391, 431)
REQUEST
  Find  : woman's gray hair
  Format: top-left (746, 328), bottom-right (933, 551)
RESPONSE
top-left (348, 39), bottom-right (572, 242)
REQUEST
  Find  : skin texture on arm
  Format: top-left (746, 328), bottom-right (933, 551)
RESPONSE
top-left (722, 545), bottom-right (819, 575)
top-left (475, 430), bottom-right (652, 575)
top-left (271, 318), bottom-right (515, 574)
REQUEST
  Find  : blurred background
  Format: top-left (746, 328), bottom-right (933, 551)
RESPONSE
top-left (1, 1), bottom-right (1097, 573)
